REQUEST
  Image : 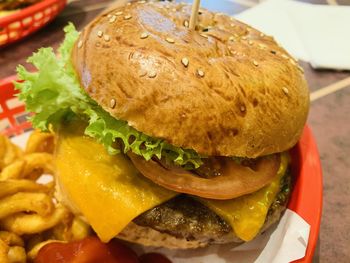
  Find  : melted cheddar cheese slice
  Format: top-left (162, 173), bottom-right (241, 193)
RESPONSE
top-left (199, 153), bottom-right (289, 241)
top-left (55, 128), bottom-right (176, 242)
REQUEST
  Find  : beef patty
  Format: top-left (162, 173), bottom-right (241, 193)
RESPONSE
top-left (133, 170), bottom-right (291, 244)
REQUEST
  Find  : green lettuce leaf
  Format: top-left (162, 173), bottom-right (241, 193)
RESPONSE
top-left (15, 23), bottom-right (203, 169)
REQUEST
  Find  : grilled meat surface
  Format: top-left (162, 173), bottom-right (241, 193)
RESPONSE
top-left (134, 170), bottom-right (292, 244)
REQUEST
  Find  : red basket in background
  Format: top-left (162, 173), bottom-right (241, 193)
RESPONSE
top-left (0, 76), bottom-right (32, 137)
top-left (0, 0), bottom-right (67, 47)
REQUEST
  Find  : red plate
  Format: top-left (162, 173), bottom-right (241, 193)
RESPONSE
top-left (0, 76), bottom-right (322, 263)
top-left (290, 126), bottom-right (323, 263)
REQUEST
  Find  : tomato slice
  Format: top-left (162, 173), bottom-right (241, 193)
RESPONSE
top-left (35, 237), bottom-right (139, 263)
top-left (129, 153), bottom-right (280, 200)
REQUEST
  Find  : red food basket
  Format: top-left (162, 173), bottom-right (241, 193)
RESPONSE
top-left (0, 75), bottom-right (32, 136)
top-left (0, 0), bottom-right (67, 47)
top-left (0, 76), bottom-right (322, 262)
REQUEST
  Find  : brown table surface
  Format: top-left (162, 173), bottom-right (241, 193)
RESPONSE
top-left (1, 0), bottom-right (350, 262)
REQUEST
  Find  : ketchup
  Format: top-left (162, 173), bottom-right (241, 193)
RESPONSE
top-left (35, 237), bottom-right (172, 263)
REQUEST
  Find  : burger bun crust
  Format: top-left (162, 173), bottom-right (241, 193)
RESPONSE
top-left (72, 1), bottom-right (309, 158)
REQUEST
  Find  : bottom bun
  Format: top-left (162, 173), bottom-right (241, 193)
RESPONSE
top-left (118, 222), bottom-right (208, 249)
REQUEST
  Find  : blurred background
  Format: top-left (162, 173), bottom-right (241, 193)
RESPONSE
top-left (0, 0), bottom-right (349, 262)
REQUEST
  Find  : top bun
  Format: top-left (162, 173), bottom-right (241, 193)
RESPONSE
top-left (72, 1), bottom-right (309, 158)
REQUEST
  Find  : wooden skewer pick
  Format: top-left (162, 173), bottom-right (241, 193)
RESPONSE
top-left (189, 0), bottom-right (201, 30)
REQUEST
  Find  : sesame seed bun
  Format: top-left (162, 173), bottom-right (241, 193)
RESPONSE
top-left (72, 1), bottom-right (309, 157)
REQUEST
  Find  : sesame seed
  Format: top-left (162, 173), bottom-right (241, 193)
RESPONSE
top-left (282, 87), bottom-right (289, 95)
top-left (107, 14), bottom-right (112, 18)
top-left (140, 32), bottom-right (149, 39)
top-left (109, 15), bottom-right (117, 23)
top-left (229, 36), bottom-right (235, 42)
top-left (115, 11), bottom-right (123, 16)
top-left (197, 69), bottom-right (205, 78)
top-left (200, 33), bottom-right (208, 39)
top-left (148, 71), bottom-right (157, 78)
top-left (298, 65), bottom-right (304, 73)
top-left (166, 37), bottom-right (175, 43)
top-left (172, 8), bottom-right (177, 12)
top-left (260, 33), bottom-right (265, 37)
top-left (139, 70), bottom-right (147, 77)
top-left (230, 23), bottom-right (236, 27)
top-left (248, 40), bottom-right (253, 45)
top-left (110, 99), bottom-right (116, 109)
top-left (138, 0), bottom-right (146, 3)
top-left (232, 50), bottom-right (238, 55)
top-left (183, 20), bottom-right (189, 28)
top-left (281, 54), bottom-right (289, 59)
top-left (258, 43), bottom-right (266, 49)
top-left (97, 31), bottom-right (103, 38)
top-left (104, 35), bottom-right (111, 42)
top-left (124, 15), bottom-right (132, 20)
top-left (253, 60), bottom-right (259, 66)
top-left (290, 59), bottom-right (296, 65)
top-left (270, 50), bottom-right (277, 54)
top-left (240, 106), bottom-right (246, 112)
top-left (127, 2), bottom-right (131, 5)
top-left (181, 57), bottom-right (189, 67)
top-left (77, 40), bottom-right (83, 48)
top-left (241, 36), bottom-right (247, 40)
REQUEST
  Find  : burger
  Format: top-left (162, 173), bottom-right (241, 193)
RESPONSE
top-left (16, 0), bottom-right (309, 249)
